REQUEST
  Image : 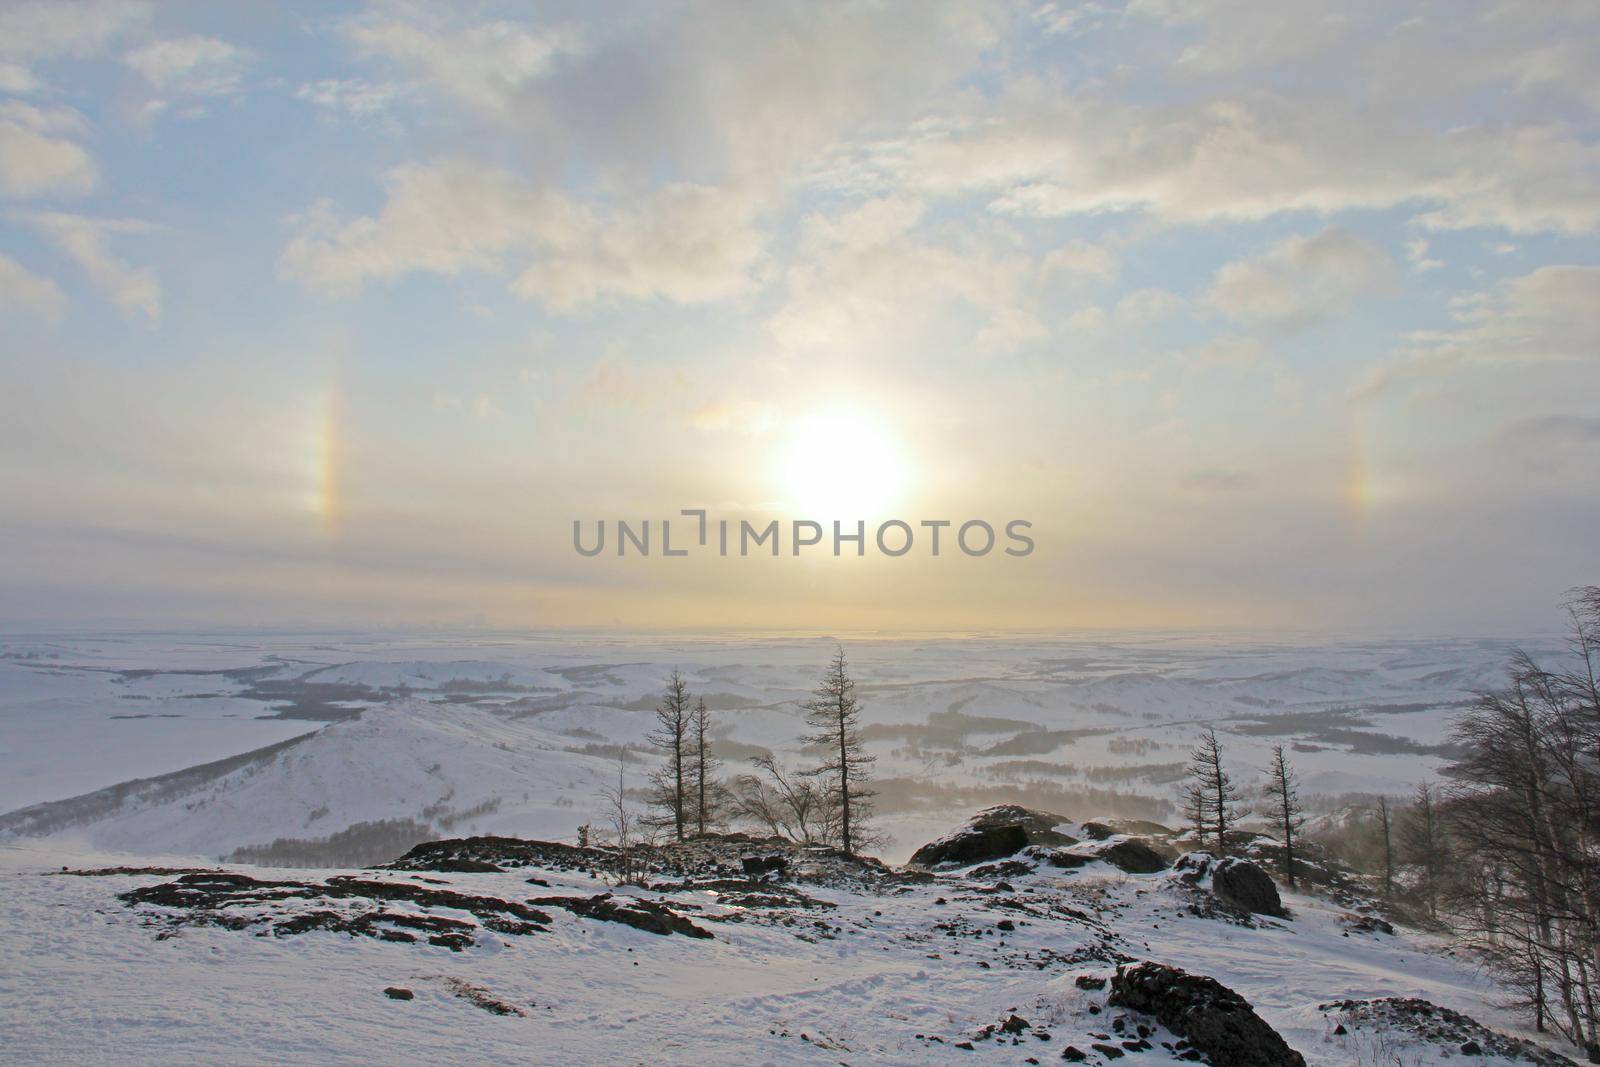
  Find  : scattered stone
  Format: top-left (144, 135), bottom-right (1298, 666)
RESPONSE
top-left (1318, 997), bottom-right (1574, 1066)
top-left (1075, 975), bottom-right (1107, 990)
top-left (383, 987), bottom-right (414, 1000)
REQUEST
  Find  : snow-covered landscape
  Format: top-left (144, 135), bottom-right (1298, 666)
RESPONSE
top-left (0, 629), bottom-right (1582, 1064)
top-left (0, 630), bottom-right (1541, 863)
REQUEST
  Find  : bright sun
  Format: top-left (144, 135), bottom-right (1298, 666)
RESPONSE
top-left (778, 408), bottom-right (909, 519)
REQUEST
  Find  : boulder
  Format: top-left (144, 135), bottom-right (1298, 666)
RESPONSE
top-left (1100, 839), bottom-right (1169, 874)
top-left (1173, 852), bottom-right (1214, 882)
top-left (741, 854), bottom-right (788, 878)
top-left (1212, 858), bottom-right (1286, 917)
top-left (909, 806), bottom-right (1075, 868)
top-left (1110, 961), bottom-right (1306, 1067)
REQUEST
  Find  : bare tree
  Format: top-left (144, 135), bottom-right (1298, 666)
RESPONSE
top-left (1402, 781), bottom-right (1445, 920)
top-left (598, 754), bottom-right (645, 887)
top-left (1375, 795), bottom-right (1395, 898)
top-left (801, 646), bottom-right (876, 854)
top-left (647, 670), bottom-right (691, 842)
top-left (730, 755), bottom-right (839, 845)
top-left (1266, 745), bottom-right (1305, 889)
top-left (1185, 727), bottom-right (1237, 856)
top-left (689, 696), bottom-right (725, 836)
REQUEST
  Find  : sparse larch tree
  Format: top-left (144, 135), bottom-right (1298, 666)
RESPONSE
top-left (802, 646), bottom-right (876, 855)
top-left (1375, 794), bottom-right (1395, 898)
top-left (1185, 727), bottom-right (1237, 856)
top-left (1401, 781), bottom-right (1445, 919)
top-left (647, 670), bottom-right (692, 842)
top-left (1266, 745), bottom-right (1306, 889)
top-left (689, 696), bottom-right (724, 836)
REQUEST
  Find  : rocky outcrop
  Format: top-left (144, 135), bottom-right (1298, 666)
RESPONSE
top-left (1212, 858), bottom-right (1286, 917)
top-left (1110, 961), bottom-right (1306, 1067)
top-left (1048, 837), bottom-right (1170, 874)
top-left (909, 805), bottom-right (1076, 868)
top-left (1174, 853), bottom-right (1287, 918)
top-left (530, 893), bottom-right (713, 938)
top-left (1099, 838), bottom-right (1170, 874)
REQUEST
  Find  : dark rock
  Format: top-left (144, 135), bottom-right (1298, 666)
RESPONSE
top-left (420, 857), bottom-right (503, 873)
top-left (531, 893), bottom-right (713, 938)
top-left (1173, 852), bottom-right (1213, 882)
top-left (1075, 975), bottom-right (1107, 990)
top-left (1000, 1014), bottom-right (1030, 1034)
top-left (910, 806), bottom-right (1076, 868)
top-left (1110, 961), bottom-right (1306, 1067)
top-left (741, 854), bottom-right (788, 877)
top-left (383, 987), bottom-right (414, 1000)
top-left (1100, 839), bottom-right (1169, 874)
top-left (1211, 859), bottom-right (1286, 917)
top-left (1090, 1043), bottom-right (1125, 1059)
top-left (1340, 912), bottom-right (1395, 936)
top-left (1060, 1047), bottom-right (1087, 1062)
top-left (1460, 1040), bottom-right (1482, 1055)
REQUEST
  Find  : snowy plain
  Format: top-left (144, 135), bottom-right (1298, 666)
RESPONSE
top-left (0, 628), bottom-right (1567, 1065)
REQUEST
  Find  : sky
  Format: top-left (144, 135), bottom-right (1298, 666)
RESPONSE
top-left (0, 0), bottom-right (1596, 634)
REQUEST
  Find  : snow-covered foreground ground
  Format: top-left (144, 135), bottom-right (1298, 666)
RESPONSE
top-left (0, 629), bottom-right (1555, 864)
top-left (0, 828), bottom-right (1557, 1066)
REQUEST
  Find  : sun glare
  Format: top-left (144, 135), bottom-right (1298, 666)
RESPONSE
top-left (778, 408), bottom-right (909, 519)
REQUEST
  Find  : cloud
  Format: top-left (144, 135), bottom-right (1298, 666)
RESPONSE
top-left (766, 195), bottom-right (1045, 359)
top-left (0, 251), bottom-right (65, 320)
top-left (0, 0), bottom-right (148, 63)
top-left (124, 35), bottom-right (252, 96)
top-left (343, 6), bottom-right (581, 115)
top-left (1405, 237), bottom-right (1442, 273)
top-left (1207, 228), bottom-right (1394, 332)
top-left (28, 212), bottom-right (160, 323)
top-left (278, 161), bottom-right (764, 311)
top-left (1356, 265), bottom-right (1600, 399)
top-left (295, 79), bottom-right (412, 123)
top-left (1043, 238), bottom-right (1118, 281)
top-left (0, 102), bottom-right (98, 198)
top-left (823, 88), bottom-right (1600, 236)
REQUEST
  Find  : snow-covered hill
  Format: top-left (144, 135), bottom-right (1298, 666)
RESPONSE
top-left (0, 700), bottom-right (618, 860)
top-left (0, 811), bottom-right (1573, 1065)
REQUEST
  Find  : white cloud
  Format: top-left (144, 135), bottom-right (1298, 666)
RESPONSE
top-left (0, 0), bottom-right (148, 98)
top-left (767, 196), bottom-right (1045, 358)
top-left (0, 102), bottom-right (98, 198)
top-left (0, 0), bottom-right (148, 62)
top-left (344, 7), bottom-right (581, 115)
top-left (296, 79), bottom-right (412, 123)
top-left (1043, 238), bottom-right (1118, 281)
top-left (28, 213), bottom-right (160, 323)
top-left (1405, 237), bottom-right (1442, 273)
top-left (0, 251), bottom-right (66, 320)
top-left (1207, 228), bottom-right (1394, 332)
top-left (1357, 265), bottom-right (1600, 399)
top-left (278, 161), bottom-right (764, 312)
top-left (124, 35), bottom-right (252, 96)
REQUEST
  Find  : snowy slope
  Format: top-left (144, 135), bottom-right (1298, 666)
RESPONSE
top-left (0, 831), bottom-right (1569, 1066)
top-left (0, 700), bottom-right (618, 859)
